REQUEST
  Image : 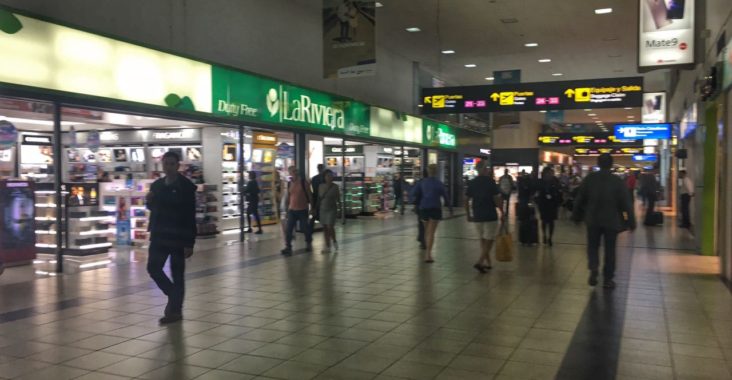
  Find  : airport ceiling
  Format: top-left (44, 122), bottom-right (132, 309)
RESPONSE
top-left (372, 0), bottom-right (667, 91)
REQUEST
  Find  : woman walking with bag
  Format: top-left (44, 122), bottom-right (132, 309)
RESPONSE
top-left (414, 164), bottom-right (448, 263)
top-left (317, 170), bottom-right (341, 253)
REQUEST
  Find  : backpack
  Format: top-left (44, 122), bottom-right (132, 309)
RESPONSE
top-left (499, 176), bottom-right (512, 194)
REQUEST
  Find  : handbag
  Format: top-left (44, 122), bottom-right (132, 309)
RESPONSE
top-left (495, 222), bottom-right (514, 262)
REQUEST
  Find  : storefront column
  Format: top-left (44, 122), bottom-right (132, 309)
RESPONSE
top-left (295, 132), bottom-right (307, 176)
top-left (400, 146), bottom-right (405, 215)
top-left (341, 139), bottom-right (346, 225)
top-left (238, 126), bottom-right (245, 243)
top-left (52, 103), bottom-right (63, 273)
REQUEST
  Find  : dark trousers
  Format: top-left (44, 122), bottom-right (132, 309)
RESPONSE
top-left (285, 209), bottom-right (312, 249)
top-left (246, 204), bottom-right (261, 231)
top-left (586, 226), bottom-right (618, 280)
top-left (502, 193), bottom-right (511, 217)
top-left (680, 194), bottom-right (691, 227)
top-left (147, 243), bottom-right (185, 315)
top-left (644, 193), bottom-right (657, 225)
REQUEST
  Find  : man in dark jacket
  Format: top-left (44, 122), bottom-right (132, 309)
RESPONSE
top-left (146, 151), bottom-right (197, 324)
top-left (309, 164), bottom-right (324, 231)
top-left (572, 154), bottom-right (636, 289)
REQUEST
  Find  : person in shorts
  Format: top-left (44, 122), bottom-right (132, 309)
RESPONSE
top-left (413, 164), bottom-right (448, 263)
top-left (465, 161), bottom-right (503, 273)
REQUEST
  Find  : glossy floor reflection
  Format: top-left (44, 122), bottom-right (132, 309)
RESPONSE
top-left (0, 211), bottom-right (729, 379)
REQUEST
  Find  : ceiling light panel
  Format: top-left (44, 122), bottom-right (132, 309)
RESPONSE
top-left (595, 8), bottom-right (613, 14)
top-left (406, 27), bottom-right (421, 32)
top-left (538, 58), bottom-right (551, 63)
top-left (464, 64), bottom-right (477, 68)
top-left (441, 50), bottom-right (455, 54)
top-left (524, 43), bottom-right (538, 47)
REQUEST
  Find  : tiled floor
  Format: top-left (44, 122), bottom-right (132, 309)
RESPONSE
top-left (0, 209), bottom-right (730, 379)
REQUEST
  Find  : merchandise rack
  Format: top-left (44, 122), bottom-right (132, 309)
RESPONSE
top-left (196, 184), bottom-right (220, 238)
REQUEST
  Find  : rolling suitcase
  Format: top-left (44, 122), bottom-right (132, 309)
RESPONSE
top-left (646, 211), bottom-right (664, 226)
top-left (519, 204), bottom-right (539, 245)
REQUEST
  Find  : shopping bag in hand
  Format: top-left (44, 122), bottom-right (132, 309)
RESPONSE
top-left (495, 223), bottom-right (514, 262)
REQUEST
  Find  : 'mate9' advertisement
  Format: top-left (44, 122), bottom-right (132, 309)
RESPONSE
top-left (639, 0), bottom-right (695, 69)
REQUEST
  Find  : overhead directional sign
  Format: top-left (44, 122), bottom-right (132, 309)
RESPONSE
top-left (614, 123), bottom-right (672, 140)
top-left (421, 77), bottom-right (644, 114)
top-left (574, 147), bottom-right (644, 156)
top-left (538, 133), bottom-right (642, 146)
top-left (632, 154), bottom-right (658, 162)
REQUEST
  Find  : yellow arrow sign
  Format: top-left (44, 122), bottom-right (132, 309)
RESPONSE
top-left (490, 93), bottom-right (500, 102)
top-left (424, 96), bottom-right (432, 104)
top-left (564, 89), bottom-right (575, 98)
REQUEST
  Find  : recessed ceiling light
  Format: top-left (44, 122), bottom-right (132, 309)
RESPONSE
top-left (624, 107), bottom-right (632, 110)
top-left (524, 43), bottom-right (538, 47)
top-left (595, 8), bottom-right (613, 14)
top-left (441, 49), bottom-right (455, 54)
top-left (584, 109), bottom-right (592, 111)
top-left (538, 58), bottom-right (552, 63)
top-left (464, 64), bottom-right (477, 68)
top-left (588, 113), bottom-right (597, 116)
top-left (406, 27), bottom-right (421, 32)
top-left (539, 110), bottom-right (547, 113)
top-left (552, 73), bottom-right (563, 76)
top-left (375, 2), bottom-right (383, 7)
top-left (485, 77), bottom-right (495, 81)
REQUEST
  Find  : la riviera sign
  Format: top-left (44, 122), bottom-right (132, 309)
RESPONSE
top-left (0, 8), bottom-right (457, 149)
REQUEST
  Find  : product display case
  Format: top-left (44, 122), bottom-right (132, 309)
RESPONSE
top-left (64, 183), bottom-right (114, 256)
top-left (34, 183), bottom-right (61, 253)
top-left (246, 147), bottom-right (277, 226)
top-left (196, 184), bottom-right (220, 238)
top-left (99, 180), bottom-right (153, 247)
top-left (220, 159), bottom-right (240, 231)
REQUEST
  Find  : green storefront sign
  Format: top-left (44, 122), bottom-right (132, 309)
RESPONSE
top-left (212, 66), bottom-right (369, 137)
top-left (423, 120), bottom-right (457, 148)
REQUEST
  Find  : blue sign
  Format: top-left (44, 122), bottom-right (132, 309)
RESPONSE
top-left (632, 154), bottom-right (658, 162)
top-left (614, 123), bottom-right (671, 140)
top-left (545, 110), bottom-right (564, 125)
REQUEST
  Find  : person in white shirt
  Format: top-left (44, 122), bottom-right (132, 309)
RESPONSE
top-left (679, 170), bottom-right (694, 229)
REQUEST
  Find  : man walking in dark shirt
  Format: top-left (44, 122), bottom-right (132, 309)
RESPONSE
top-left (573, 154), bottom-right (635, 289)
top-left (310, 164), bottom-right (324, 232)
top-left (146, 151), bottom-right (197, 324)
top-left (465, 161), bottom-right (503, 273)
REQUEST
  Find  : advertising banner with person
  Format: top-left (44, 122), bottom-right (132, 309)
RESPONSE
top-left (638, 0), bottom-right (695, 69)
top-left (323, 0), bottom-right (376, 78)
top-left (0, 180), bottom-right (36, 265)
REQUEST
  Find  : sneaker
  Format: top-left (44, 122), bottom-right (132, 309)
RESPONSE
top-left (255, 230), bottom-right (263, 235)
top-left (588, 271), bottom-right (598, 286)
top-left (281, 248), bottom-right (292, 255)
top-left (245, 228), bottom-right (253, 233)
top-left (473, 263), bottom-right (487, 274)
top-left (603, 279), bottom-right (616, 289)
top-left (159, 313), bottom-right (182, 325)
top-left (305, 245), bottom-right (313, 252)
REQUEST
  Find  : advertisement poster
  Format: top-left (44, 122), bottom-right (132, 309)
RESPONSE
top-left (0, 120), bottom-right (17, 149)
top-left (323, 0), bottom-right (376, 78)
top-left (66, 183), bottom-right (99, 207)
top-left (0, 180), bottom-right (36, 264)
top-left (116, 219), bottom-right (131, 246)
top-left (642, 92), bottom-right (667, 123)
top-left (639, 0), bottom-right (695, 69)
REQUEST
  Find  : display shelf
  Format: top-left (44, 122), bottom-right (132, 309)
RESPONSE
top-left (196, 184), bottom-right (220, 237)
top-left (34, 183), bottom-right (63, 254)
